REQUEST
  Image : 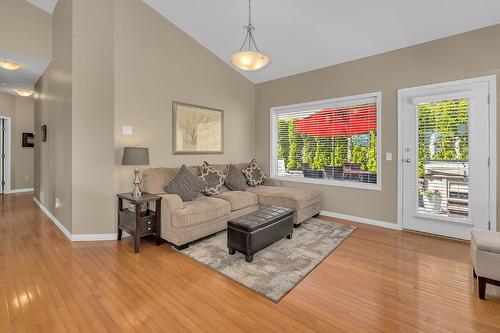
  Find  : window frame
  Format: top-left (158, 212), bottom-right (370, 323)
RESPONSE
top-left (269, 91), bottom-right (382, 190)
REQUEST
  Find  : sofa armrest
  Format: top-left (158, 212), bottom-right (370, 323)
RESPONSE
top-left (263, 178), bottom-right (283, 187)
top-left (160, 193), bottom-right (184, 212)
top-left (159, 194), bottom-right (184, 242)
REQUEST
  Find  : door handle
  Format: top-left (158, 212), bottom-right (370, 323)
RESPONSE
top-left (404, 158), bottom-right (411, 163)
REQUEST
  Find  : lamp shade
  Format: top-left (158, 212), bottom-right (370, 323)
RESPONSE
top-left (121, 147), bottom-right (149, 166)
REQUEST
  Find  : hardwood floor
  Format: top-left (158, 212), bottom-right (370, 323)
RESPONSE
top-left (1, 193), bottom-right (499, 332)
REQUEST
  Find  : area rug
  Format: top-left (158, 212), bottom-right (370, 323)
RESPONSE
top-left (177, 218), bottom-right (357, 302)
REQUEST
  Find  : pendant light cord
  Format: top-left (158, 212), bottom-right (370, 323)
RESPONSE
top-left (238, 0), bottom-right (260, 53)
top-left (248, 0), bottom-right (252, 27)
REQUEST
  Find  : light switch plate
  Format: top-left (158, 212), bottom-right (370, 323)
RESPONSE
top-left (385, 152), bottom-right (392, 161)
top-left (122, 126), bottom-right (133, 136)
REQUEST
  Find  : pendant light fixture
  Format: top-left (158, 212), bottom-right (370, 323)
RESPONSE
top-left (230, 0), bottom-right (269, 71)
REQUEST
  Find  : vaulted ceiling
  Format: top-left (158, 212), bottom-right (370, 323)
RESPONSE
top-left (25, 0), bottom-right (500, 83)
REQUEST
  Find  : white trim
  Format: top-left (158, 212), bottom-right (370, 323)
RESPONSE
top-left (397, 75), bottom-right (497, 234)
top-left (275, 176), bottom-right (380, 190)
top-left (320, 210), bottom-right (402, 230)
top-left (488, 77), bottom-right (497, 232)
top-left (0, 116), bottom-right (11, 194)
top-left (71, 233), bottom-right (124, 242)
top-left (33, 196), bottom-right (72, 240)
top-left (5, 188), bottom-right (34, 194)
top-left (269, 91), bottom-right (382, 190)
top-left (33, 196), bottom-right (129, 241)
top-left (411, 91), bottom-right (475, 105)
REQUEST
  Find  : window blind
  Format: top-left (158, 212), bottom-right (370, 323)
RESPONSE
top-left (272, 95), bottom-right (379, 186)
top-left (416, 98), bottom-right (469, 219)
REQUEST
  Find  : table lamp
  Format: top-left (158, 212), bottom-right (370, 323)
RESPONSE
top-left (122, 147), bottom-right (150, 197)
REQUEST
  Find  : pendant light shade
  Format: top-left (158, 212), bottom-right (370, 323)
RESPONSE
top-left (230, 0), bottom-right (269, 71)
top-left (231, 51), bottom-right (269, 71)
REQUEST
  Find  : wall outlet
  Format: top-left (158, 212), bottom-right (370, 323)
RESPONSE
top-left (55, 198), bottom-right (61, 209)
top-left (385, 152), bottom-right (393, 161)
top-left (25, 175), bottom-right (30, 181)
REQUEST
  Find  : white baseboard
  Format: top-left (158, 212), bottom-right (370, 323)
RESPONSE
top-left (33, 196), bottom-right (129, 241)
top-left (33, 196), bottom-right (72, 240)
top-left (320, 210), bottom-right (402, 230)
top-left (6, 188), bottom-right (34, 194)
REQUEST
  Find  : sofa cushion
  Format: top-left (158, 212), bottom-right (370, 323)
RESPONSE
top-left (171, 196), bottom-right (231, 228)
top-left (225, 164), bottom-right (247, 191)
top-left (472, 230), bottom-right (500, 254)
top-left (215, 191), bottom-right (258, 211)
top-left (246, 185), bottom-right (321, 211)
top-left (243, 159), bottom-right (266, 186)
top-left (199, 161), bottom-right (226, 196)
top-left (164, 165), bottom-right (206, 201)
top-left (143, 166), bottom-right (199, 195)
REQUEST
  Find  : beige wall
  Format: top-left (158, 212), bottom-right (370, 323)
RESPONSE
top-left (0, 92), bottom-right (35, 190)
top-left (114, 1), bottom-right (255, 195)
top-left (34, 0), bottom-right (254, 235)
top-left (0, 0), bottom-right (51, 60)
top-left (35, 0), bottom-right (73, 232)
top-left (71, 0), bottom-right (115, 234)
top-left (255, 24), bottom-right (500, 230)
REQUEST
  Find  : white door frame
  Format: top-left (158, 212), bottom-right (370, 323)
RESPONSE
top-left (397, 75), bottom-right (497, 234)
top-left (0, 116), bottom-right (12, 194)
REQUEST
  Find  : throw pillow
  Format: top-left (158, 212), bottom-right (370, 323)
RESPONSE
top-left (243, 159), bottom-right (266, 186)
top-left (225, 164), bottom-right (247, 191)
top-left (199, 161), bottom-right (226, 196)
top-left (164, 165), bottom-right (206, 201)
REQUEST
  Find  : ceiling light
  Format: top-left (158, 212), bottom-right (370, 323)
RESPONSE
top-left (0, 60), bottom-right (22, 71)
top-left (230, 0), bottom-right (269, 71)
top-left (15, 89), bottom-right (34, 97)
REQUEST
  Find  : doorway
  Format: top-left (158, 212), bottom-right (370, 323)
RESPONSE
top-left (398, 76), bottom-right (496, 240)
top-left (0, 116), bottom-right (11, 194)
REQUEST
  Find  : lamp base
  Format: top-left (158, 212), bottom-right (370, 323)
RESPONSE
top-left (132, 185), bottom-right (142, 198)
top-left (132, 168), bottom-right (142, 197)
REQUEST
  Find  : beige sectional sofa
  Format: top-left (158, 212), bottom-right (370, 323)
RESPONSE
top-left (142, 163), bottom-right (322, 249)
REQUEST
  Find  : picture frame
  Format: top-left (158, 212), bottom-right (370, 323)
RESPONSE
top-left (172, 101), bottom-right (224, 154)
top-left (22, 132), bottom-right (34, 148)
top-left (41, 125), bottom-right (47, 142)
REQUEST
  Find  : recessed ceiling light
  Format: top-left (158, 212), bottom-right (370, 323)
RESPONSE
top-left (0, 60), bottom-right (22, 71)
top-left (15, 89), bottom-right (34, 97)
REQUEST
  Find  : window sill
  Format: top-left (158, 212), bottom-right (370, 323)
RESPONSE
top-left (273, 175), bottom-right (381, 191)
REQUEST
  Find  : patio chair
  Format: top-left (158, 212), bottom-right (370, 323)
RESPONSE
top-left (343, 163), bottom-right (361, 170)
top-left (325, 166), bottom-right (344, 180)
top-left (302, 164), bottom-right (325, 179)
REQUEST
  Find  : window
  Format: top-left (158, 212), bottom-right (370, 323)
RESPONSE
top-left (270, 92), bottom-right (381, 189)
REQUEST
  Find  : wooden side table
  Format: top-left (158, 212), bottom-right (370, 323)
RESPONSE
top-left (117, 192), bottom-right (162, 253)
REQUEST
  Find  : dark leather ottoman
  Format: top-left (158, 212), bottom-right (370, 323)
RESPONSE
top-left (227, 206), bottom-right (293, 262)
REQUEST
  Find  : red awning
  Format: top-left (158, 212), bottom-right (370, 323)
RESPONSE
top-left (295, 104), bottom-right (376, 137)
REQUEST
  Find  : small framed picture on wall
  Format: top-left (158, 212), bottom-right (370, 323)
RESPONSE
top-left (22, 132), bottom-right (34, 148)
top-left (41, 125), bottom-right (47, 142)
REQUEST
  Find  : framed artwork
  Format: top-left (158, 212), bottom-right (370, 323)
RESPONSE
top-left (41, 125), bottom-right (47, 142)
top-left (22, 132), bottom-right (34, 148)
top-left (172, 101), bottom-right (224, 154)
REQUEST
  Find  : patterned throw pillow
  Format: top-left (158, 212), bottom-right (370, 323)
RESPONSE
top-left (243, 159), bottom-right (266, 186)
top-left (199, 161), bottom-right (226, 196)
top-left (225, 164), bottom-right (247, 191)
top-left (164, 165), bottom-right (206, 201)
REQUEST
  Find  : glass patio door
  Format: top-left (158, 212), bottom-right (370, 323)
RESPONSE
top-left (399, 77), bottom-right (494, 240)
